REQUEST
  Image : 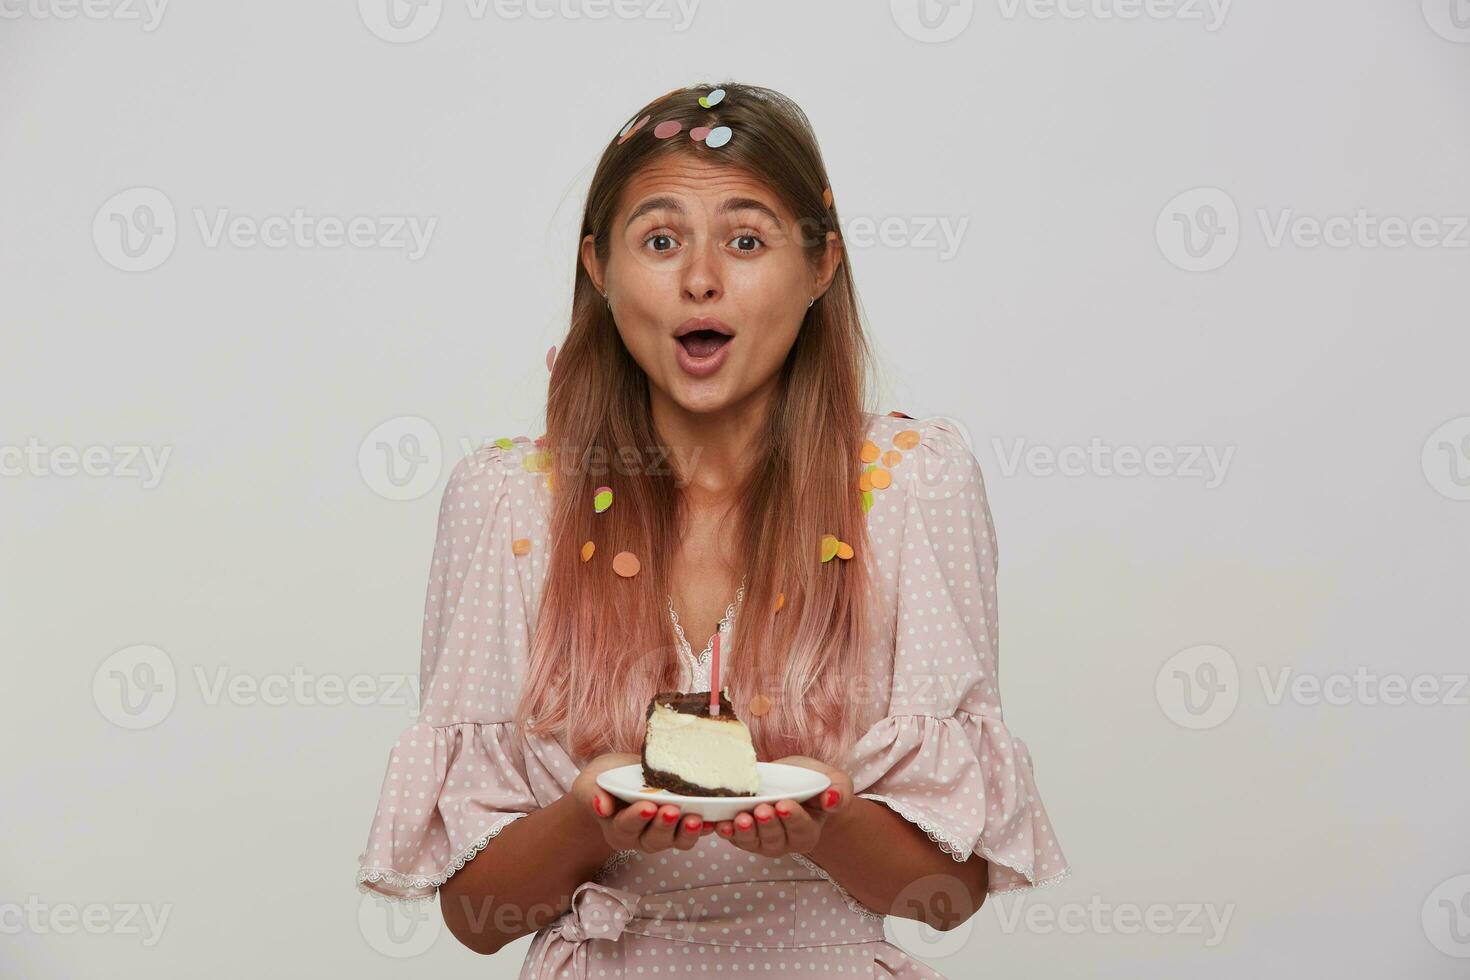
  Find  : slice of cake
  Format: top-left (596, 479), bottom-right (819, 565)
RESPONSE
top-left (641, 688), bottom-right (760, 797)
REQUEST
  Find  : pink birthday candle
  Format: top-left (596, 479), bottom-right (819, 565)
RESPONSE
top-left (709, 631), bottom-right (720, 716)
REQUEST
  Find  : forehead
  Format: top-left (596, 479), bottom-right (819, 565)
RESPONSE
top-left (616, 155), bottom-right (789, 223)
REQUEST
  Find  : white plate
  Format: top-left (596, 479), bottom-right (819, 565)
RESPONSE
top-left (596, 762), bottom-right (831, 821)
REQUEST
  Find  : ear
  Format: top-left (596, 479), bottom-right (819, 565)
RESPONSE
top-left (811, 230), bottom-right (843, 302)
top-left (580, 233), bottom-right (605, 293)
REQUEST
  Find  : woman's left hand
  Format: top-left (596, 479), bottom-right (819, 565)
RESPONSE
top-left (712, 756), bottom-right (854, 857)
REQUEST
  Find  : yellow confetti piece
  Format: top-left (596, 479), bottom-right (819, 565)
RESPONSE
top-left (522, 451), bottom-right (552, 473)
top-left (861, 489), bottom-right (874, 513)
top-left (859, 440), bottom-right (880, 463)
top-left (580, 540), bottom-right (595, 562)
top-left (774, 591), bottom-right (785, 612)
top-left (494, 436), bottom-right (515, 451)
top-left (612, 551), bottom-right (641, 577)
top-left (512, 538), bottom-right (531, 556)
top-left (748, 693), bottom-right (773, 716)
top-left (593, 486), bottom-right (613, 513)
top-left (836, 541), bottom-right (854, 561)
top-left (858, 470), bottom-right (873, 493)
top-left (870, 467), bottom-right (892, 490)
top-left (820, 534), bottom-right (839, 563)
top-left (545, 473), bottom-right (554, 490)
top-left (882, 450), bottom-right (902, 468)
top-left (893, 429), bottom-right (921, 451)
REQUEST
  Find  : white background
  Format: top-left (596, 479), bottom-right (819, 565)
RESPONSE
top-left (2, 0), bottom-right (1468, 976)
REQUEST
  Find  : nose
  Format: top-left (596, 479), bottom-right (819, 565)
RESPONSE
top-left (680, 240), bottom-right (723, 304)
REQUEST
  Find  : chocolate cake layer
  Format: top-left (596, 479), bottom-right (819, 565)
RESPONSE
top-left (640, 689), bottom-right (758, 798)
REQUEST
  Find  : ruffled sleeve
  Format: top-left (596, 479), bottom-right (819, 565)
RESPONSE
top-left (355, 444), bottom-right (545, 902)
top-left (847, 416), bottom-right (1071, 894)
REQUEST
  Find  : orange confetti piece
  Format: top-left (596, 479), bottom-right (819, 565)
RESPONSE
top-left (893, 429), bottom-right (921, 450)
top-left (612, 551), bottom-right (641, 577)
top-left (512, 538), bottom-right (531, 556)
top-left (748, 693), bottom-right (773, 716)
top-left (774, 591), bottom-right (785, 611)
top-left (836, 541), bottom-right (854, 560)
top-left (580, 540), bottom-right (595, 562)
top-left (869, 467), bottom-right (892, 490)
top-left (858, 470), bottom-right (873, 493)
top-left (821, 187), bottom-right (833, 209)
top-left (859, 440), bottom-right (879, 463)
top-left (882, 450), bottom-right (902, 467)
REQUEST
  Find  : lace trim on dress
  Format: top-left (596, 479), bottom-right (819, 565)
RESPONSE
top-left (667, 578), bottom-right (746, 684)
top-left (355, 811), bottom-right (530, 903)
top-left (788, 852), bottom-right (883, 920)
top-left (860, 792), bottom-right (1073, 891)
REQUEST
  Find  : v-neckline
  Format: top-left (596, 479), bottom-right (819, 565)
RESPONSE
top-left (667, 577), bottom-right (747, 670)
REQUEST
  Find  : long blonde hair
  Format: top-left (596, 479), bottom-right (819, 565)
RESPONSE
top-left (516, 82), bottom-right (876, 767)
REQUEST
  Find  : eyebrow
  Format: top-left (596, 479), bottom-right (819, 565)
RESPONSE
top-left (624, 195), bottom-right (785, 229)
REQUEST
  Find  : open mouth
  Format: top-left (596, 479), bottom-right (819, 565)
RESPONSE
top-left (676, 329), bottom-right (733, 359)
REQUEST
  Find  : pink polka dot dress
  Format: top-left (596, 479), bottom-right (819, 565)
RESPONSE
top-left (356, 413), bottom-right (1071, 977)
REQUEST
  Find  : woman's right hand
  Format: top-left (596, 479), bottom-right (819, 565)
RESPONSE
top-left (572, 753), bottom-right (715, 853)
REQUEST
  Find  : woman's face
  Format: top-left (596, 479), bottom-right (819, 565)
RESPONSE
top-left (582, 155), bottom-right (840, 416)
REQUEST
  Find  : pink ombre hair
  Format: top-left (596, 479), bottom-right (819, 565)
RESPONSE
top-left (516, 82), bottom-right (877, 769)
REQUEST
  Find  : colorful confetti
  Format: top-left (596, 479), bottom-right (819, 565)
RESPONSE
top-left (705, 126), bottom-right (732, 148)
top-left (859, 440), bottom-right (880, 463)
top-left (774, 591), bottom-right (785, 612)
top-left (580, 540), bottom-right (595, 562)
top-left (494, 437), bottom-right (515, 451)
top-left (858, 470), bottom-right (873, 493)
top-left (593, 486), bottom-right (613, 513)
top-left (882, 450), bottom-right (903, 467)
top-left (546, 345), bottom-right (557, 370)
top-left (836, 541), bottom-right (854, 561)
top-left (820, 534), bottom-right (840, 563)
top-left (617, 114), bottom-right (650, 144)
top-left (861, 489), bottom-right (874, 513)
top-left (654, 119), bottom-right (683, 139)
top-left (870, 467), bottom-right (892, 490)
top-left (512, 538), bottom-right (531, 556)
top-left (612, 551), bottom-right (641, 577)
top-left (893, 429), bottom-right (921, 450)
top-left (822, 186), bottom-right (833, 209)
top-left (748, 693), bottom-right (772, 716)
top-left (690, 126), bottom-right (711, 142)
top-left (698, 88), bottom-right (726, 108)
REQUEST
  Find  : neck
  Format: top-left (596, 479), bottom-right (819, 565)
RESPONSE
top-left (650, 377), bottom-right (776, 507)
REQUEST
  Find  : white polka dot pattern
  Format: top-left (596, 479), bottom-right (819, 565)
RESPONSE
top-left (354, 416), bottom-right (1071, 976)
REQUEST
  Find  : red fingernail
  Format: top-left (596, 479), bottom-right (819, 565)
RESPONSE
top-left (685, 816), bottom-right (702, 832)
top-left (640, 805), bottom-right (656, 819)
top-left (756, 811), bottom-right (772, 823)
top-left (736, 816), bottom-right (752, 829)
top-left (776, 805), bottom-right (790, 817)
top-left (718, 824), bottom-right (732, 836)
top-left (662, 809), bottom-right (679, 823)
top-left (592, 796), bottom-right (605, 817)
top-left (825, 789), bottom-right (840, 809)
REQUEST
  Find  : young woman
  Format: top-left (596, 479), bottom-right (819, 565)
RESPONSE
top-left (355, 82), bottom-right (1070, 978)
